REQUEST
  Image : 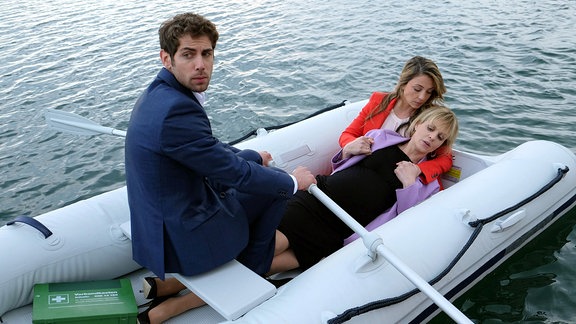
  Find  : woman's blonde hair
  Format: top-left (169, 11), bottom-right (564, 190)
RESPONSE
top-left (367, 56), bottom-right (446, 122)
top-left (406, 105), bottom-right (458, 148)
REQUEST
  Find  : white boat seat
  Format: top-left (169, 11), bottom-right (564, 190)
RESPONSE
top-left (170, 262), bottom-right (276, 320)
top-left (118, 220), bottom-right (276, 320)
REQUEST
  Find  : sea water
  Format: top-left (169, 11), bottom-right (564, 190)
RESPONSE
top-left (1, 0), bottom-right (575, 322)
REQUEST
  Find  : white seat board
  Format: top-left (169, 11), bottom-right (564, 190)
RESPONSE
top-left (171, 261), bottom-right (276, 321)
top-left (119, 220), bottom-right (276, 321)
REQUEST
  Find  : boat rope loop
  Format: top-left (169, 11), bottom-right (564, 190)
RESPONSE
top-left (468, 166), bottom-right (569, 228)
top-left (328, 166), bottom-right (569, 324)
top-left (227, 100), bottom-right (347, 145)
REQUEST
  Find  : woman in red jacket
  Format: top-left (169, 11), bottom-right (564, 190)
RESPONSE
top-left (339, 56), bottom-right (451, 185)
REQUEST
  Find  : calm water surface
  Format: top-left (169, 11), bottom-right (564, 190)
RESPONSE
top-left (1, 0), bottom-right (575, 322)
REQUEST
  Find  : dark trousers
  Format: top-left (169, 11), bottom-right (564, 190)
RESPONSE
top-left (235, 191), bottom-right (287, 275)
top-left (211, 149), bottom-right (288, 275)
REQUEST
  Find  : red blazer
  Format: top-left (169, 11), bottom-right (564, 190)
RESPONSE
top-left (338, 92), bottom-right (453, 185)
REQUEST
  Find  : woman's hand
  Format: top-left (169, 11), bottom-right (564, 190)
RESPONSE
top-left (394, 161), bottom-right (421, 188)
top-left (342, 136), bottom-right (374, 159)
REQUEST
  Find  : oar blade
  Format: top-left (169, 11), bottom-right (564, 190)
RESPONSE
top-left (44, 109), bottom-right (126, 137)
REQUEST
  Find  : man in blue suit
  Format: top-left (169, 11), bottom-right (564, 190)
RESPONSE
top-left (125, 12), bottom-right (316, 294)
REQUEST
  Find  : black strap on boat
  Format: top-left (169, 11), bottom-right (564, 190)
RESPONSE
top-left (468, 166), bottom-right (569, 228)
top-left (328, 166), bottom-right (569, 324)
top-left (6, 215), bottom-right (53, 239)
top-left (227, 100), bottom-right (347, 145)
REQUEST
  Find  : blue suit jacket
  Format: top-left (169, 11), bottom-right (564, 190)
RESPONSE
top-left (125, 68), bottom-right (294, 279)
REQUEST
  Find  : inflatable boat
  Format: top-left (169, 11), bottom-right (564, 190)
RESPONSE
top-left (1, 99), bottom-right (575, 323)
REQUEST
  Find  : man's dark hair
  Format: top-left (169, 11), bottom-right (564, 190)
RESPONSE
top-left (159, 13), bottom-right (219, 58)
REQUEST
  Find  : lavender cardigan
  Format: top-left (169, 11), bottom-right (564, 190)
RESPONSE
top-left (330, 129), bottom-right (441, 245)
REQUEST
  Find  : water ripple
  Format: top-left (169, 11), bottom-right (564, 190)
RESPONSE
top-left (1, 0), bottom-right (576, 321)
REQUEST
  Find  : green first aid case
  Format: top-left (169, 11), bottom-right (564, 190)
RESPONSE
top-left (32, 279), bottom-right (137, 323)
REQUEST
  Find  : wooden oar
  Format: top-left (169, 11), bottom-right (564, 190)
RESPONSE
top-left (44, 108), bottom-right (126, 137)
top-left (308, 184), bottom-right (473, 324)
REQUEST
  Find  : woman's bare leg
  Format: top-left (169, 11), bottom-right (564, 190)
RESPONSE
top-left (273, 230), bottom-right (289, 255)
top-left (147, 292), bottom-right (205, 324)
top-left (267, 230), bottom-right (299, 275)
top-left (268, 249), bottom-right (299, 275)
top-left (148, 277), bottom-right (186, 297)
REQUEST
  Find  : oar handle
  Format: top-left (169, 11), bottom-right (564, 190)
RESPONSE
top-left (307, 184), bottom-right (473, 324)
top-left (373, 244), bottom-right (472, 323)
top-left (111, 129), bottom-right (127, 137)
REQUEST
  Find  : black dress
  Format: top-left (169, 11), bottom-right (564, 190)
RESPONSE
top-left (277, 145), bottom-right (409, 270)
